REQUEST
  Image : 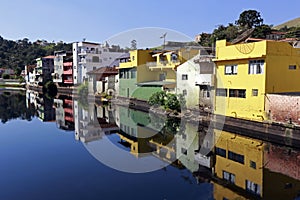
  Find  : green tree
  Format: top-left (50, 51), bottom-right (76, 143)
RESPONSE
top-left (236, 10), bottom-right (263, 29)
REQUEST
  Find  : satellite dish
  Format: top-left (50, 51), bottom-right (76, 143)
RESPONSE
top-left (231, 28), bottom-right (255, 44)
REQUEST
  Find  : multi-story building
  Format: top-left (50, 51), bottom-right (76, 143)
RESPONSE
top-left (24, 65), bottom-right (36, 85)
top-left (54, 96), bottom-right (75, 131)
top-left (34, 56), bottom-right (54, 85)
top-left (214, 39), bottom-right (300, 121)
top-left (53, 51), bottom-right (73, 86)
top-left (118, 48), bottom-right (199, 100)
top-left (176, 48), bottom-right (214, 110)
top-left (72, 41), bottom-right (124, 85)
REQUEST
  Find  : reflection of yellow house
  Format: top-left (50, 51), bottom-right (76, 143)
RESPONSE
top-left (214, 39), bottom-right (300, 121)
top-left (118, 133), bottom-right (151, 158)
top-left (214, 130), bottom-right (264, 199)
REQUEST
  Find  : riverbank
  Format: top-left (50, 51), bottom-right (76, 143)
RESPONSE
top-left (0, 79), bottom-right (25, 88)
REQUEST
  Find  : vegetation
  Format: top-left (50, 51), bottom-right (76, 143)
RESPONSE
top-left (0, 36), bottom-right (72, 75)
top-left (274, 17), bottom-right (300, 30)
top-left (78, 83), bottom-right (89, 110)
top-left (197, 10), bottom-right (276, 47)
top-left (0, 91), bottom-right (36, 123)
top-left (148, 91), bottom-right (181, 112)
top-left (43, 81), bottom-right (57, 98)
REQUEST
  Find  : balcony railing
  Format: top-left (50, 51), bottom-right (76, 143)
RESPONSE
top-left (63, 62), bottom-right (73, 67)
top-left (64, 79), bottom-right (73, 84)
top-left (63, 69), bottom-right (73, 75)
top-left (78, 50), bottom-right (99, 55)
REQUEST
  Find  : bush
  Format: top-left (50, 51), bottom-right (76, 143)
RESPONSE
top-left (78, 83), bottom-right (89, 109)
top-left (2, 74), bottom-right (10, 79)
top-left (148, 91), bottom-right (181, 112)
top-left (148, 91), bottom-right (166, 106)
top-left (43, 81), bottom-right (57, 98)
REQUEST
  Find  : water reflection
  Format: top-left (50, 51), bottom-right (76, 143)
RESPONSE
top-left (0, 90), bottom-right (300, 199)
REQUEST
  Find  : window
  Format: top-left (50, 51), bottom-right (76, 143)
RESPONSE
top-left (229, 89), bottom-right (246, 98)
top-left (120, 71), bottom-right (124, 79)
top-left (250, 160), bottom-right (256, 169)
top-left (225, 65), bottom-right (237, 75)
top-left (182, 74), bottom-right (188, 80)
top-left (131, 69), bottom-right (136, 79)
top-left (289, 65), bottom-right (297, 70)
top-left (132, 56), bottom-right (135, 61)
top-left (216, 147), bottom-right (226, 158)
top-left (183, 89), bottom-right (187, 96)
top-left (246, 180), bottom-right (261, 195)
top-left (92, 56), bottom-right (99, 63)
top-left (252, 89), bottom-right (258, 96)
top-left (216, 88), bottom-right (227, 97)
top-left (249, 60), bottom-right (264, 74)
top-left (181, 148), bottom-right (187, 155)
top-left (223, 171), bottom-right (235, 184)
top-left (228, 151), bottom-right (244, 164)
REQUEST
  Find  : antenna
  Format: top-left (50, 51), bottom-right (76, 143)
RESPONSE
top-left (160, 32), bottom-right (167, 50)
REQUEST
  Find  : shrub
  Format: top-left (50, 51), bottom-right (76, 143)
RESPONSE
top-left (165, 93), bottom-right (180, 111)
top-left (2, 74), bottom-right (10, 79)
top-left (148, 91), bottom-right (166, 106)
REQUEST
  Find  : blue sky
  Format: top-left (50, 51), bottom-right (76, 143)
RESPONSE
top-left (0, 0), bottom-right (299, 46)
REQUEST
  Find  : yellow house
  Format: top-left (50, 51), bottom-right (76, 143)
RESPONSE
top-left (214, 39), bottom-right (300, 121)
top-left (214, 130), bottom-right (264, 198)
top-left (118, 48), bottom-right (198, 100)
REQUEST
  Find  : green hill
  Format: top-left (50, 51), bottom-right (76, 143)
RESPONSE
top-left (274, 17), bottom-right (300, 30)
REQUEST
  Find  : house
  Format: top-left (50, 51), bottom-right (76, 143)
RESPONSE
top-left (87, 66), bottom-right (118, 96)
top-left (53, 51), bottom-right (73, 86)
top-left (34, 56), bottom-right (55, 85)
top-left (24, 65), bottom-right (36, 84)
top-left (118, 48), bottom-right (199, 101)
top-left (72, 41), bottom-right (124, 85)
top-left (214, 39), bottom-right (300, 121)
top-left (176, 48), bottom-right (214, 110)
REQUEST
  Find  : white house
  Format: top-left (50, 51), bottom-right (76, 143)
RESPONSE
top-left (72, 41), bottom-right (124, 85)
top-left (176, 52), bottom-right (214, 110)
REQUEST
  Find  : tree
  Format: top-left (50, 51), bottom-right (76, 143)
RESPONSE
top-left (130, 39), bottom-right (137, 50)
top-left (252, 24), bottom-right (272, 38)
top-left (236, 10), bottom-right (263, 29)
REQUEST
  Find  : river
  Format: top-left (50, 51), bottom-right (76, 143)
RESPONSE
top-left (0, 89), bottom-right (299, 200)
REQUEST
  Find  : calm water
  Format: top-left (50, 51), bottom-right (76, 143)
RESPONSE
top-left (0, 89), bottom-right (299, 200)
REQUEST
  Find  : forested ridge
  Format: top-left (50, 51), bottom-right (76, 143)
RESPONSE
top-left (0, 37), bottom-right (71, 74)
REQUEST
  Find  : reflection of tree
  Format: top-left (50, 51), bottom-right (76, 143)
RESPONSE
top-left (0, 91), bottom-right (36, 123)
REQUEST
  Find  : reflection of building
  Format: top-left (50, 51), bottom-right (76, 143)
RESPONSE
top-left (26, 90), bottom-right (55, 122)
top-left (214, 130), bottom-right (264, 198)
top-left (53, 96), bottom-right (74, 131)
top-left (73, 101), bottom-right (118, 143)
top-left (213, 129), bottom-right (300, 200)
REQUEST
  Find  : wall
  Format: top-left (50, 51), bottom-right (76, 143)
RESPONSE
top-left (266, 93), bottom-right (300, 125)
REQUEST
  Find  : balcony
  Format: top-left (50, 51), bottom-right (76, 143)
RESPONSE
top-left (65, 116), bottom-right (74, 122)
top-left (63, 62), bottom-right (72, 67)
top-left (64, 79), bottom-right (73, 84)
top-left (147, 60), bottom-right (180, 71)
top-left (78, 50), bottom-right (99, 55)
top-left (64, 108), bottom-right (73, 114)
top-left (63, 69), bottom-right (73, 75)
top-left (64, 99), bottom-right (73, 105)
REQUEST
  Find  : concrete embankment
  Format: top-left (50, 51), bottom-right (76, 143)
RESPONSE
top-left (0, 79), bottom-right (25, 88)
top-left (112, 96), bottom-right (300, 149)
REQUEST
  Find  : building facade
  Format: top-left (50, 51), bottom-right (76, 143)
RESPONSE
top-left (53, 51), bottom-right (73, 86)
top-left (72, 41), bottom-right (124, 85)
top-left (214, 39), bottom-right (300, 121)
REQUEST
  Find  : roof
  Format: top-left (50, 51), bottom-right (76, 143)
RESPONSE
top-left (43, 55), bottom-right (55, 59)
top-left (87, 67), bottom-right (118, 75)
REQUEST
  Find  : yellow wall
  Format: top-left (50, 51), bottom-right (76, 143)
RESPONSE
top-left (213, 182), bottom-right (247, 200)
top-left (214, 39), bottom-right (300, 121)
top-left (214, 130), bottom-right (264, 196)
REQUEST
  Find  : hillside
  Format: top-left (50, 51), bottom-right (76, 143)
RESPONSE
top-left (0, 36), bottom-right (72, 75)
top-left (274, 17), bottom-right (300, 30)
